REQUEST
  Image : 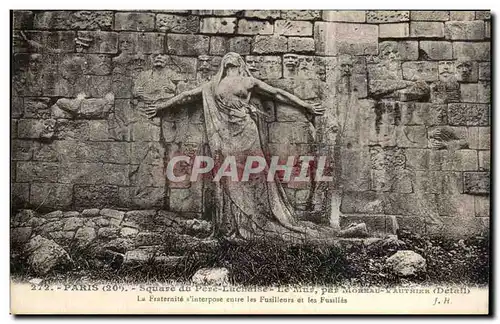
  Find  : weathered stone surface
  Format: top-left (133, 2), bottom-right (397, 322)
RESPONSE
top-left (114, 12), bottom-right (155, 31)
top-left (379, 41), bottom-right (418, 61)
top-left (475, 196), bottom-right (490, 217)
top-left (445, 21), bottom-right (485, 40)
top-left (98, 227), bottom-right (120, 239)
top-left (479, 151), bottom-right (490, 171)
top-left (386, 250), bottom-right (426, 276)
top-left (74, 226), bottom-right (96, 247)
top-left (379, 23), bottom-right (409, 38)
top-left (402, 61), bottom-right (438, 81)
top-left (34, 11), bottom-right (113, 30)
top-left (450, 11), bottom-right (476, 21)
top-left (243, 10), bottom-right (280, 20)
top-left (237, 19), bottom-right (273, 35)
top-left (192, 267), bottom-right (229, 285)
top-left (464, 172), bottom-right (490, 195)
top-left (30, 183), bottom-right (72, 209)
top-left (410, 22), bottom-right (444, 38)
top-left (366, 11), bottom-right (409, 23)
top-left (448, 103), bottom-right (489, 126)
top-left (167, 34), bottom-right (209, 56)
top-left (81, 208), bottom-right (100, 217)
top-left (476, 11), bottom-right (491, 20)
top-left (245, 56), bottom-right (282, 79)
top-left (58, 162), bottom-right (129, 186)
top-left (100, 208), bottom-right (125, 220)
top-left (419, 41), bottom-right (452, 60)
top-left (120, 227), bottom-right (139, 237)
top-left (74, 185), bottom-right (120, 208)
top-left (77, 31), bottom-right (118, 54)
top-left (156, 14), bottom-right (199, 33)
top-left (453, 42), bottom-right (490, 61)
top-left (13, 10), bottom-right (33, 29)
top-left (485, 21), bottom-right (490, 39)
top-left (275, 20), bottom-right (313, 36)
top-left (315, 22), bottom-right (378, 56)
top-left (410, 11), bottom-right (449, 21)
top-left (11, 183), bottom-right (30, 209)
top-left (433, 149), bottom-right (478, 171)
top-left (26, 236), bottom-right (71, 275)
top-left (17, 119), bottom-right (56, 139)
top-left (322, 11), bottom-right (365, 22)
top-left (134, 232), bottom-right (163, 246)
top-left (281, 10), bottom-right (321, 21)
top-left (252, 35), bottom-right (288, 54)
top-left (200, 17), bottom-right (237, 34)
top-left (269, 122), bottom-right (315, 143)
top-left (11, 227), bottom-right (33, 244)
top-left (288, 37), bottom-right (315, 53)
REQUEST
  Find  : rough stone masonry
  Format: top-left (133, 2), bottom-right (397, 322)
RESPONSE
top-left (11, 10), bottom-right (490, 252)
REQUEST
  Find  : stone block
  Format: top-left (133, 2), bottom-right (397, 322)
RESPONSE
top-left (16, 162), bottom-right (58, 183)
top-left (401, 103), bottom-right (447, 126)
top-left (449, 11), bottom-right (476, 21)
top-left (366, 11), bottom-right (409, 23)
top-left (74, 185), bottom-right (120, 208)
top-left (70, 11), bottom-right (113, 30)
top-left (13, 10), bottom-right (33, 29)
top-left (59, 162), bottom-right (129, 186)
top-left (268, 122), bottom-right (315, 143)
top-left (114, 12), bottom-right (155, 31)
top-left (379, 41), bottom-right (418, 60)
top-left (243, 10), bottom-right (280, 20)
top-left (402, 61), bottom-right (438, 81)
top-left (33, 11), bottom-right (71, 29)
top-left (479, 151), bottom-right (490, 171)
top-left (167, 34), bottom-right (209, 56)
top-left (379, 23), bottom-right (409, 38)
top-left (30, 183), bottom-right (72, 209)
top-left (438, 150), bottom-right (478, 171)
top-left (448, 103), bottom-right (489, 126)
top-left (275, 20), bottom-right (313, 36)
top-left (340, 149), bottom-right (371, 191)
top-left (77, 31), bottom-right (118, 54)
top-left (445, 21), bottom-right (485, 40)
top-left (460, 83), bottom-right (490, 104)
top-left (475, 11), bottom-right (491, 20)
top-left (12, 140), bottom-right (37, 161)
top-left (245, 56), bottom-right (282, 79)
top-left (453, 42), bottom-right (490, 61)
top-left (237, 19), bottom-right (273, 35)
top-left (156, 14), bottom-right (199, 33)
top-left (11, 183), bottom-right (30, 208)
top-left (395, 126), bottom-right (428, 148)
top-left (419, 41), bottom-right (452, 60)
top-left (252, 35), bottom-right (288, 54)
top-left (340, 191), bottom-right (385, 214)
top-left (212, 10), bottom-right (242, 16)
top-left (437, 194), bottom-right (475, 217)
top-left (464, 172), bottom-right (489, 195)
top-left (288, 37), bottom-right (315, 53)
top-left (120, 187), bottom-right (165, 209)
top-left (339, 215), bottom-right (390, 236)
top-left (485, 21), bottom-right (490, 38)
top-left (200, 17), bottom-right (237, 34)
top-left (474, 196), bottom-right (490, 217)
top-left (281, 10), bottom-right (321, 21)
top-left (410, 11), bottom-right (449, 21)
top-left (130, 122), bottom-right (161, 142)
top-left (322, 11), bottom-right (365, 22)
top-left (405, 149), bottom-right (430, 170)
top-left (169, 187), bottom-right (202, 213)
top-left (410, 22), bottom-right (444, 37)
top-left (314, 22), bottom-right (378, 56)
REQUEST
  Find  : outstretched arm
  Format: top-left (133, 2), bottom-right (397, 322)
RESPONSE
top-left (142, 86), bottom-right (203, 118)
top-left (252, 79), bottom-right (325, 115)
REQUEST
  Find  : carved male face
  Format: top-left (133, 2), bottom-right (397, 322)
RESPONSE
top-left (245, 56), bottom-right (258, 72)
top-left (456, 60), bottom-right (473, 82)
top-left (299, 56), bottom-right (314, 71)
top-left (339, 55), bottom-right (354, 77)
top-left (283, 54), bottom-right (299, 71)
top-left (438, 61), bottom-right (455, 82)
top-left (198, 55), bottom-right (211, 73)
top-left (120, 39), bottom-right (133, 53)
top-left (153, 53), bottom-right (169, 68)
top-left (28, 54), bottom-right (42, 74)
top-left (380, 43), bottom-right (400, 61)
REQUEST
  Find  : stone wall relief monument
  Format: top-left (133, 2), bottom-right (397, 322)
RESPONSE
top-left (140, 52), bottom-right (366, 241)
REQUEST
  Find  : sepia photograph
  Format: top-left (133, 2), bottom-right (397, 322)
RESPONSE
top-left (9, 8), bottom-right (491, 315)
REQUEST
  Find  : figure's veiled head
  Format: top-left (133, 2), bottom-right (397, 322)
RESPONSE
top-left (212, 52), bottom-right (252, 86)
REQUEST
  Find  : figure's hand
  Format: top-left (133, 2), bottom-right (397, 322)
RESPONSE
top-left (141, 102), bottom-right (158, 119)
top-left (307, 103), bottom-right (326, 116)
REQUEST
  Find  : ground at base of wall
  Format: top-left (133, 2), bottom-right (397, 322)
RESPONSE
top-left (11, 229), bottom-right (489, 287)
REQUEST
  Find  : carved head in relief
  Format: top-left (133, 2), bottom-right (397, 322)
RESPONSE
top-left (152, 53), bottom-right (169, 68)
top-left (283, 54), bottom-right (299, 71)
top-left (379, 43), bottom-right (401, 61)
top-left (28, 53), bottom-right (42, 74)
top-left (198, 55), bottom-right (211, 73)
top-left (298, 56), bottom-right (314, 72)
top-left (438, 61), bottom-right (455, 82)
top-left (338, 54), bottom-right (354, 78)
top-left (456, 60), bottom-right (473, 82)
top-left (245, 56), bottom-right (258, 72)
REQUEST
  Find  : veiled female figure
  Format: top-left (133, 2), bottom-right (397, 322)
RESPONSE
top-left (143, 52), bottom-right (346, 242)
